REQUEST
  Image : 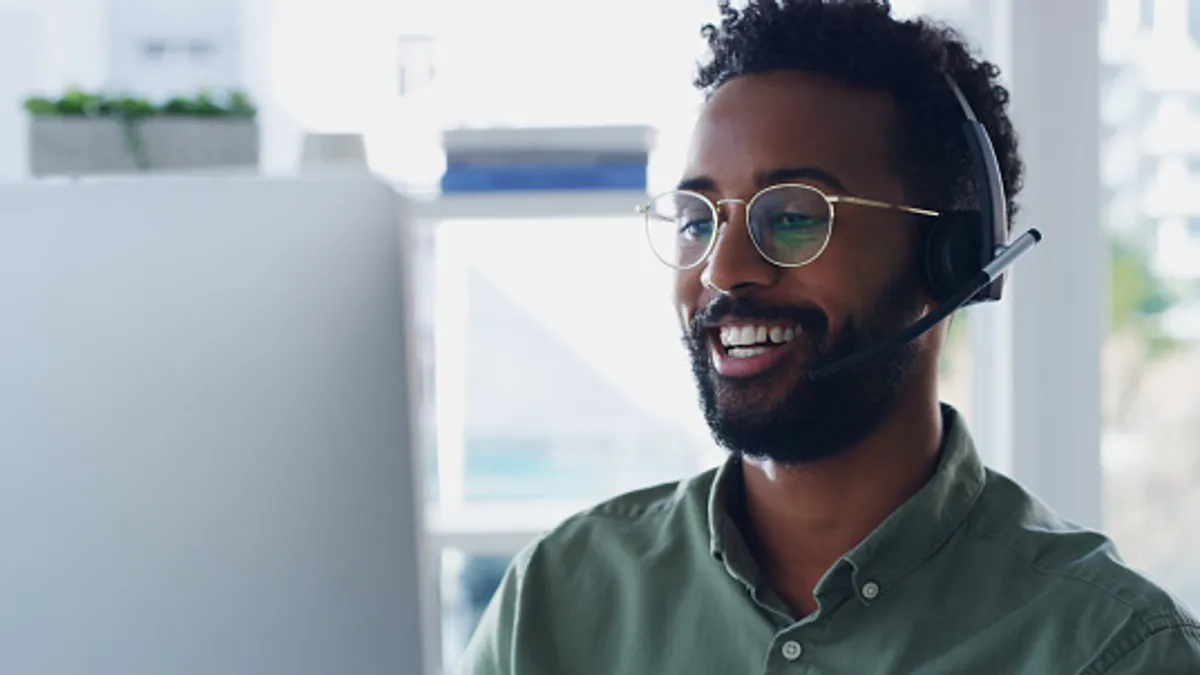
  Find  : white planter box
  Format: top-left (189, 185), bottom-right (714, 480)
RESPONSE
top-left (29, 117), bottom-right (259, 176)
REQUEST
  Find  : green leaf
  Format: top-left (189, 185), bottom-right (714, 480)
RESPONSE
top-left (226, 90), bottom-right (257, 118)
top-left (55, 88), bottom-right (94, 115)
top-left (22, 97), bottom-right (57, 116)
top-left (23, 87), bottom-right (260, 119)
top-left (161, 96), bottom-right (193, 115)
top-left (190, 89), bottom-right (223, 117)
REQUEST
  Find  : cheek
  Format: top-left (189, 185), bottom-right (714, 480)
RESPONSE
top-left (673, 271), bottom-right (703, 328)
top-left (821, 218), bottom-right (916, 294)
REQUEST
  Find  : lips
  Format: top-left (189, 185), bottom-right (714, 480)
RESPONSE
top-left (709, 321), bottom-right (803, 378)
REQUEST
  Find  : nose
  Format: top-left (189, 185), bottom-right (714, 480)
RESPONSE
top-left (700, 202), bottom-right (779, 293)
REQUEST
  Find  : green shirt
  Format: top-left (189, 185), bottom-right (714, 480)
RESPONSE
top-left (456, 405), bottom-right (1200, 674)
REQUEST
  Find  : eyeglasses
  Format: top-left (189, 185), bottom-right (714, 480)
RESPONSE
top-left (636, 183), bottom-right (940, 270)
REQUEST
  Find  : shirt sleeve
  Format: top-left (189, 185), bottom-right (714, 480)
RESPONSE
top-left (1085, 619), bottom-right (1200, 675)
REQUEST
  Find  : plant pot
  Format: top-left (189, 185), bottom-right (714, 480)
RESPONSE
top-left (28, 117), bottom-right (259, 177)
top-left (29, 118), bottom-right (136, 176)
top-left (140, 118), bottom-right (258, 172)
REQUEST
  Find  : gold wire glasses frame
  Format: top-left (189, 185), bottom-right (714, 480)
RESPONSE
top-left (635, 182), bottom-right (941, 270)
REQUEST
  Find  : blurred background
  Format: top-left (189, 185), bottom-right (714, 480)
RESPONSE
top-left (0, 0), bottom-right (1197, 672)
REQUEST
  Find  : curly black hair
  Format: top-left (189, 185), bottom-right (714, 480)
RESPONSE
top-left (695, 0), bottom-right (1023, 228)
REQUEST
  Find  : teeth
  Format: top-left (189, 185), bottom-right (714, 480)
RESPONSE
top-left (728, 346), bottom-right (770, 358)
top-left (718, 324), bottom-right (801, 347)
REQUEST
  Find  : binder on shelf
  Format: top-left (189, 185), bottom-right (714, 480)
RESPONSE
top-left (440, 125), bottom-right (655, 194)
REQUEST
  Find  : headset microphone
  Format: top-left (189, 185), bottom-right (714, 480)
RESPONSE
top-left (805, 227), bottom-right (1041, 381)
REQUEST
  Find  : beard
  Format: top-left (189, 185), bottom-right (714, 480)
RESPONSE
top-left (685, 276), bottom-right (926, 465)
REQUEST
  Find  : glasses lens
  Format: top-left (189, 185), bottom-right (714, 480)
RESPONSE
top-left (644, 191), bottom-right (716, 268)
top-left (748, 185), bottom-right (832, 266)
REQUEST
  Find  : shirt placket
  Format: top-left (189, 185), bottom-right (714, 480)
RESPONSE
top-left (755, 564), bottom-right (858, 674)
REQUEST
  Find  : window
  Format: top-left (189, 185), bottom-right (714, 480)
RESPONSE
top-left (441, 551), bottom-right (510, 668)
top-left (426, 213), bottom-right (716, 665)
top-left (1190, 0), bottom-right (1200, 45)
top-left (1101, 14), bottom-right (1200, 613)
top-left (1141, 0), bottom-right (1155, 29)
top-left (428, 214), bottom-right (713, 504)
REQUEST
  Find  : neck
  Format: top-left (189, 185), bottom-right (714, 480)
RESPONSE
top-left (737, 386), bottom-right (944, 616)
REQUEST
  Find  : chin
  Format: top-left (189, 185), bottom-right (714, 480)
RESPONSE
top-left (696, 354), bottom-right (912, 466)
top-left (700, 371), bottom-right (842, 464)
top-left (706, 404), bottom-right (849, 466)
top-left (708, 367), bottom-right (799, 417)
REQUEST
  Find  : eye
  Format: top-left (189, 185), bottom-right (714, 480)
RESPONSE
top-left (679, 217), bottom-right (715, 240)
top-left (772, 212), bottom-right (825, 229)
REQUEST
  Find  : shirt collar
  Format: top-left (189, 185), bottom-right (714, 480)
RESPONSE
top-left (707, 453), bottom-right (760, 587)
top-left (707, 403), bottom-right (987, 604)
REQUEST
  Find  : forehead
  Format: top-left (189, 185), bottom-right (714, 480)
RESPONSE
top-left (685, 71), bottom-right (898, 193)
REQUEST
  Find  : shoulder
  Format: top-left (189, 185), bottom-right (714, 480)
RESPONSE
top-left (494, 466), bottom-right (722, 615)
top-left (457, 467), bottom-right (736, 674)
top-left (966, 470), bottom-right (1200, 672)
top-left (518, 466), bottom-right (719, 574)
top-left (466, 468), bottom-right (719, 663)
top-left (968, 469), bottom-right (1186, 616)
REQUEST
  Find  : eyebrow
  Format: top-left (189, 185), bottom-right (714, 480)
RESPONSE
top-left (676, 166), bottom-right (852, 195)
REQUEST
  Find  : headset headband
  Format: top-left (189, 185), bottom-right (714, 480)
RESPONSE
top-left (943, 73), bottom-right (1008, 302)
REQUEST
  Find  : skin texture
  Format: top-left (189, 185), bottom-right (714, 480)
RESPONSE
top-left (676, 70), bottom-right (950, 616)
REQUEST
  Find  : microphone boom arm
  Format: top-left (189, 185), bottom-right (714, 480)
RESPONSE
top-left (805, 228), bottom-right (1042, 381)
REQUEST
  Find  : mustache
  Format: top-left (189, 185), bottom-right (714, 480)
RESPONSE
top-left (690, 295), bottom-right (829, 336)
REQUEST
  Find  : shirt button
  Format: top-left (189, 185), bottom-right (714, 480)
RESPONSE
top-left (781, 640), bottom-right (803, 661)
top-left (862, 581), bottom-right (880, 600)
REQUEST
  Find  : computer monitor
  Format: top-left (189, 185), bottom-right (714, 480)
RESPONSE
top-left (0, 175), bottom-right (431, 675)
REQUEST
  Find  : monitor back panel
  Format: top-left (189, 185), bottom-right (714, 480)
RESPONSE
top-left (0, 176), bottom-right (428, 675)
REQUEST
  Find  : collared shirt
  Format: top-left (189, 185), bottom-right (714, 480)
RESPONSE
top-left (456, 405), bottom-right (1200, 674)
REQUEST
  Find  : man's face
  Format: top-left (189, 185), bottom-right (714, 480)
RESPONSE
top-left (676, 71), bottom-right (933, 465)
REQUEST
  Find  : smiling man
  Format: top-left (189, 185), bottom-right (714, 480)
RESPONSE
top-left (456, 2), bottom-right (1200, 673)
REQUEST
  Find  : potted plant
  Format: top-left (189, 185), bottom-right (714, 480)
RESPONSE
top-left (23, 88), bottom-right (259, 176)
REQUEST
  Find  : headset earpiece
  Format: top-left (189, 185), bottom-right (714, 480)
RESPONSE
top-left (922, 209), bottom-right (985, 303)
top-left (919, 74), bottom-right (1008, 306)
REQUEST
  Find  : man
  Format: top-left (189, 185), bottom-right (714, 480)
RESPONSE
top-left (457, 1), bottom-right (1200, 673)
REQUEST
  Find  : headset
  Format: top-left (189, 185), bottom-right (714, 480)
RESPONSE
top-left (807, 73), bottom-right (1042, 381)
top-left (922, 73), bottom-right (1018, 305)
